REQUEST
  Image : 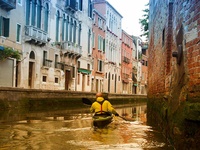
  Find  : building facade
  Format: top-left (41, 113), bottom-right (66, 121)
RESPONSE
top-left (0, 0), bottom-right (148, 96)
top-left (93, 0), bottom-right (123, 94)
top-left (121, 30), bottom-right (133, 94)
top-left (91, 9), bottom-right (106, 92)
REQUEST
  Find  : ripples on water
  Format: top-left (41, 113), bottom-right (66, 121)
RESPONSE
top-left (0, 104), bottom-right (174, 150)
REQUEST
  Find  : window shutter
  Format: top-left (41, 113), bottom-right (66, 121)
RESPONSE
top-left (0, 16), bottom-right (2, 36)
top-left (103, 39), bottom-right (105, 52)
top-left (4, 18), bottom-right (9, 37)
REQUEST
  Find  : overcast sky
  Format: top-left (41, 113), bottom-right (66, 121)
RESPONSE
top-left (107, 0), bottom-right (149, 39)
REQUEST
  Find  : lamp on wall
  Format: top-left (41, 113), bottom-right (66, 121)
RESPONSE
top-left (172, 44), bottom-right (183, 65)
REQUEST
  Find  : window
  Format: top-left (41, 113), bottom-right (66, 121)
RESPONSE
top-left (56, 11), bottom-right (60, 41)
top-left (98, 60), bottom-right (103, 72)
top-left (42, 76), bottom-right (47, 82)
top-left (78, 73), bottom-right (80, 84)
top-left (73, 21), bottom-right (76, 43)
top-left (43, 51), bottom-right (47, 66)
top-left (92, 32), bottom-right (95, 48)
top-left (78, 0), bottom-right (83, 11)
top-left (17, 0), bottom-right (22, 5)
top-left (66, 16), bottom-right (69, 41)
top-left (78, 61), bottom-right (80, 68)
top-left (88, 29), bottom-right (91, 53)
top-left (55, 54), bottom-right (58, 68)
top-left (70, 18), bottom-right (73, 42)
top-left (55, 77), bottom-right (59, 83)
top-left (98, 17), bottom-right (103, 29)
top-left (98, 35), bottom-right (104, 51)
top-left (44, 3), bottom-right (49, 32)
top-left (78, 24), bottom-right (81, 45)
top-left (87, 64), bottom-right (90, 70)
top-left (0, 17), bottom-right (9, 37)
top-left (29, 0), bottom-right (41, 27)
top-left (62, 14), bottom-right (65, 41)
top-left (162, 28), bottom-right (165, 47)
top-left (87, 75), bottom-right (90, 86)
top-left (16, 24), bottom-right (21, 43)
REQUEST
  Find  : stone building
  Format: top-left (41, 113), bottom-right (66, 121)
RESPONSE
top-left (141, 42), bottom-right (148, 95)
top-left (91, 9), bottom-right (106, 92)
top-left (0, 0), bottom-right (92, 91)
top-left (148, 0), bottom-right (200, 148)
top-left (132, 36), bottom-right (143, 94)
top-left (93, 0), bottom-right (123, 94)
top-left (121, 30), bottom-right (133, 94)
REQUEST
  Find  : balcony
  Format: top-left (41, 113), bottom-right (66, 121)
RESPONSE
top-left (61, 41), bottom-right (82, 59)
top-left (123, 56), bottom-right (130, 63)
top-left (0, 0), bottom-right (16, 10)
top-left (43, 59), bottom-right (52, 68)
top-left (65, 0), bottom-right (78, 13)
top-left (24, 25), bottom-right (48, 46)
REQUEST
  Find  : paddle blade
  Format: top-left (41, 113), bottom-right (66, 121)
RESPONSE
top-left (82, 98), bottom-right (93, 106)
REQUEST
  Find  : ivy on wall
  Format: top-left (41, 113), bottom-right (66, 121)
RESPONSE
top-left (0, 47), bottom-right (21, 61)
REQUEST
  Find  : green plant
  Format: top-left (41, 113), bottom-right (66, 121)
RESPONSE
top-left (0, 47), bottom-right (21, 61)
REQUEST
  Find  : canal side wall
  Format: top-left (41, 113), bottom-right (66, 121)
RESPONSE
top-left (148, 0), bottom-right (200, 149)
top-left (0, 87), bottom-right (147, 111)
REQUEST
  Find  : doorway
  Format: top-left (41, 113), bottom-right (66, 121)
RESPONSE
top-left (65, 70), bottom-right (71, 90)
top-left (28, 62), bottom-right (34, 88)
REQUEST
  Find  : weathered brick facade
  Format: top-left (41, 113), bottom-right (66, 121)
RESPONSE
top-left (148, 0), bottom-right (200, 148)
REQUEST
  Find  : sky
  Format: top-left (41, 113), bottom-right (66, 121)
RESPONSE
top-left (107, 0), bottom-right (149, 39)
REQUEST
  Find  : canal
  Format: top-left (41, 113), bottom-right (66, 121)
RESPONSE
top-left (0, 101), bottom-right (174, 149)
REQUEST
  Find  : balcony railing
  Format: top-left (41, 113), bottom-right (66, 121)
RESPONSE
top-left (123, 56), bottom-right (130, 63)
top-left (65, 0), bottom-right (78, 12)
top-left (0, 0), bottom-right (16, 10)
top-left (122, 73), bottom-right (129, 79)
top-left (43, 59), bottom-right (52, 67)
top-left (61, 41), bottom-right (82, 56)
top-left (25, 25), bottom-right (48, 45)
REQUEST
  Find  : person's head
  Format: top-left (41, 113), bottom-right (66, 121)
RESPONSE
top-left (96, 92), bottom-right (103, 98)
top-left (102, 92), bottom-right (108, 100)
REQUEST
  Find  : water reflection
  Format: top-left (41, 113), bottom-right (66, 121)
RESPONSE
top-left (0, 103), bottom-right (174, 149)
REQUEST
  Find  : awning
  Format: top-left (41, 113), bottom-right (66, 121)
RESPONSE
top-left (133, 83), bottom-right (137, 86)
top-left (0, 46), bottom-right (4, 51)
top-left (78, 68), bottom-right (91, 74)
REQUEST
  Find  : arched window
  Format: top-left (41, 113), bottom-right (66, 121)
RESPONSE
top-left (44, 3), bottom-right (49, 32)
top-left (62, 14), bottom-right (65, 41)
top-left (26, 0), bottom-right (30, 25)
top-left (73, 21), bottom-right (77, 43)
top-left (56, 11), bottom-right (60, 41)
top-left (78, 24), bottom-right (81, 45)
top-left (29, 51), bottom-right (35, 59)
top-left (37, 0), bottom-right (41, 28)
top-left (70, 18), bottom-right (73, 42)
top-left (88, 29), bottom-right (91, 53)
top-left (31, 0), bottom-right (36, 26)
top-left (66, 16), bottom-right (69, 41)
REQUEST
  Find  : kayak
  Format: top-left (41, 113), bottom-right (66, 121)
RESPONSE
top-left (92, 113), bottom-right (113, 128)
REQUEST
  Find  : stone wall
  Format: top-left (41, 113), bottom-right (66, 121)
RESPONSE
top-left (0, 87), bottom-right (147, 111)
top-left (148, 0), bottom-right (200, 149)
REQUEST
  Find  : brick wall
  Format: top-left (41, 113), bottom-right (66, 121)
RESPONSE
top-left (148, 0), bottom-right (200, 100)
top-left (148, 0), bottom-right (200, 148)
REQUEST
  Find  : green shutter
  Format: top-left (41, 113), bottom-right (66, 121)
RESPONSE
top-left (0, 16), bottom-right (2, 36)
top-left (4, 18), bottom-right (9, 37)
top-left (103, 39), bottom-right (105, 52)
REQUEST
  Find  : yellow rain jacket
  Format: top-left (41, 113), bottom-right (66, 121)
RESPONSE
top-left (90, 96), bottom-right (117, 115)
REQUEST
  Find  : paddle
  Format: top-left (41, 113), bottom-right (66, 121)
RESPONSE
top-left (82, 98), bottom-right (134, 121)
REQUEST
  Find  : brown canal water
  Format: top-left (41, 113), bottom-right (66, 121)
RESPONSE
top-left (0, 102), bottom-right (174, 150)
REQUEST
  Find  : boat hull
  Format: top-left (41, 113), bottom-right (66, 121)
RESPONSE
top-left (93, 114), bottom-right (113, 128)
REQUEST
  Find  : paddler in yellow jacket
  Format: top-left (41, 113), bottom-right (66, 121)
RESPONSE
top-left (90, 92), bottom-right (119, 116)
